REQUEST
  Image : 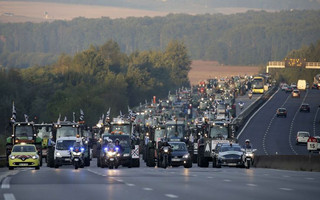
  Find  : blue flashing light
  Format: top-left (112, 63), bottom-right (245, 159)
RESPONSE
top-left (80, 147), bottom-right (85, 152)
top-left (69, 147), bottom-right (74, 151)
top-left (115, 147), bottom-right (119, 151)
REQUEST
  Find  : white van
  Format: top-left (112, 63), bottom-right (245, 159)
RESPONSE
top-left (297, 80), bottom-right (307, 90)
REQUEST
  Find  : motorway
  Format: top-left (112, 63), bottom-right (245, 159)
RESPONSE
top-left (238, 88), bottom-right (320, 155)
top-left (1, 159), bottom-right (320, 200)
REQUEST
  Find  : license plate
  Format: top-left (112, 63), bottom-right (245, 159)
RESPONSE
top-left (227, 163), bottom-right (237, 166)
top-left (74, 158), bottom-right (79, 161)
top-left (110, 158), bottom-right (114, 161)
top-left (246, 158), bottom-right (251, 161)
top-left (65, 158), bottom-right (71, 161)
top-left (172, 158), bottom-right (181, 161)
top-left (19, 163), bottom-right (28, 166)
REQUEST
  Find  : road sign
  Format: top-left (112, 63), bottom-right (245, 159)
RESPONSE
top-left (307, 137), bottom-right (317, 151)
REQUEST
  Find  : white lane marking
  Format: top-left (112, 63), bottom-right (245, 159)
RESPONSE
top-left (116, 179), bottom-right (123, 182)
top-left (247, 183), bottom-right (257, 187)
top-left (223, 179), bottom-right (231, 182)
top-left (143, 187), bottom-right (153, 191)
top-left (282, 175), bottom-right (290, 178)
top-left (165, 194), bottom-right (179, 198)
top-left (237, 88), bottom-right (279, 139)
top-left (313, 107), bottom-right (320, 136)
top-left (305, 177), bottom-right (315, 180)
top-left (280, 188), bottom-right (293, 191)
top-left (126, 183), bottom-right (135, 187)
top-left (87, 169), bottom-right (102, 176)
top-left (1, 177), bottom-right (11, 189)
top-left (207, 176), bottom-right (213, 179)
top-left (3, 193), bottom-right (16, 200)
top-left (288, 89), bottom-right (308, 155)
top-left (262, 92), bottom-right (290, 155)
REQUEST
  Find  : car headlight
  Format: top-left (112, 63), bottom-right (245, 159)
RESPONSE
top-left (72, 152), bottom-right (81, 156)
top-left (56, 152), bottom-right (62, 157)
top-left (9, 155), bottom-right (15, 160)
top-left (183, 154), bottom-right (190, 158)
top-left (246, 153), bottom-right (253, 157)
top-left (123, 153), bottom-right (130, 157)
top-left (32, 155), bottom-right (39, 160)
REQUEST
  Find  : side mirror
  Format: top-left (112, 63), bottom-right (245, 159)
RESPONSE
top-left (252, 149), bottom-right (257, 152)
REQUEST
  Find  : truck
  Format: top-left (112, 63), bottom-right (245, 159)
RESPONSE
top-left (297, 79), bottom-right (307, 90)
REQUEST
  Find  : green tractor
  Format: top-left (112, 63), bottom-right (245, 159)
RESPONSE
top-left (6, 122), bottom-right (43, 166)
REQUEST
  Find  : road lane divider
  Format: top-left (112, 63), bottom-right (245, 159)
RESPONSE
top-left (3, 193), bottom-right (16, 200)
top-left (288, 89), bottom-right (309, 155)
top-left (1, 177), bottom-right (11, 189)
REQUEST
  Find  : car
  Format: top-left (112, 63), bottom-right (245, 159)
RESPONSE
top-left (168, 141), bottom-right (192, 168)
top-left (296, 131), bottom-right (310, 145)
top-left (285, 86), bottom-right (293, 93)
top-left (8, 143), bottom-right (40, 170)
top-left (214, 143), bottom-right (244, 168)
top-left (276, 108), bottom-right (287, 117)
top-left (291, 89), bottom-right (300, 98)
top-left (300, 103), bottom-right (310, 112)
top-left (281, 84), bottom-right (289, 91)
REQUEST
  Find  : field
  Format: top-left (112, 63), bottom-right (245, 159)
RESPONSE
top-left (0, 1), bottom-right (169, 23)
top-left (0, 1), bottom-right (271, 23)
top-left (189, 60), bottom-right (262, 85)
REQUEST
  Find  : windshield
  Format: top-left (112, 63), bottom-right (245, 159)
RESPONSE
top-left (155, 129), bottom-right (166, 140)
top-left (56, 126), bottom-right (78, 138)
top-left (210, 126), bottom-right (228, 139)
top-left (103, 135), bottom-right (130, 148)
top-left (56, 140), bottom-right (76, 150)
top-left (169, 143), bottom-right (187, 151)
top-left (220, 146), bottom-right (241, 152)
top-left (15, 125), bottom-right (34, 140)
top-left (37, 127), bottom-right (52, 139)
top-left (12, 145), bottom-right (36, 152)
top-left (110, 124), bottom-right (130, 135)
top-left (166, 125), bottom-right (184, 139)
top-left (252, 79), bottom-right (264, 89)
top-left (298, 132), bottom-right (309, 137)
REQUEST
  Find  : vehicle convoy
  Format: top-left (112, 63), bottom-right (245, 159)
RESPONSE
top-left (97, 117), bottom-right (140, 168)
top-left (35, 123), bottom-right (52, 163)
top-left (169, 141), bottom-right (192, 168)
top-left (53, 137), bottom-right (80, 168)
top-left (8, 143), bottom-right (40, 170)
top-left (6, 121), bottom-right (43, 166)
top-left (197, 121), bottom-right (235, 167)
top-left (47, 120), bottom-right (90, 168)
top-left (70, 140), bottom-right (85, 169)
top-left (242, 148), bottom-right (256, 169)
top-left (100, 143), bottom-right (120, 169)
top-left (212, 143), bottom-right (246, 168)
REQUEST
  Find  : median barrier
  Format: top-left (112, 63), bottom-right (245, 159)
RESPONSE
top-left (254, 155), bottom-right (320, 172)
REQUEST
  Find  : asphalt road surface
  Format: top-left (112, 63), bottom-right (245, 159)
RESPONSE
top-left (238, 88), bottom-right (320, 155)
top-left (1, 159), bottom-right (320, 200)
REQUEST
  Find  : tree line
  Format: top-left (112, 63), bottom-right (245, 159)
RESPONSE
top-left (0, 10), bottom-right (320, 68)
top-left (0, 40), bottom-right (191, 134)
